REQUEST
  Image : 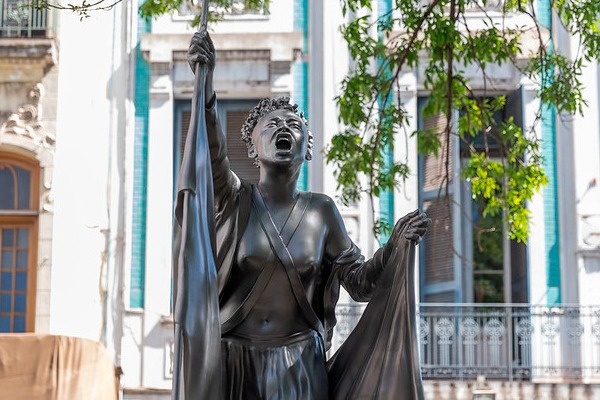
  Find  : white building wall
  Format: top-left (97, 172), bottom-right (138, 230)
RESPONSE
top-left (553, 17), bottom-right (580, 305)
top-left (396, 72), bottom-right (421, 295)
top-left (573, 57), bottom-right (600, 307)
top-left (50, 9), bottom-right (114, 341)
top-left (395, 72), bottom-right (420, 228)
top-left (573, 61), bottom-right (600, 252)
top-left (522, 83), bottom-right (549, 306)
top-left (49, 0), bottom-right (134, 365)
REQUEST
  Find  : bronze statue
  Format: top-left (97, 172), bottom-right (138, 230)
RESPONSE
top-left (172, 29), bottom-right (430, 400)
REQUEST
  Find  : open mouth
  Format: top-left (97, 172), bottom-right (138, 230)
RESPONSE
top-left (275, 133), bottom-right (293, 151)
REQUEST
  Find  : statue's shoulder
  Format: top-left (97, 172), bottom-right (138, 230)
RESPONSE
top-left (302, 191), bottom-right (331, 204)
top-left (302, 191), bottom-right (341, 216)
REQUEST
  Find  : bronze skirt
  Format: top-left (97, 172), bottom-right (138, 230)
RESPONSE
top-left (221, 330), bottom-right (328, 400)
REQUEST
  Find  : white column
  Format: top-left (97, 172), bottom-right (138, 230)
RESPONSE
top-left (396, 72), bottom-right (420, 298)
top-left (142, 67), bottom-right (175, 389)
top-left (521, 82), bottom-right (548, 306)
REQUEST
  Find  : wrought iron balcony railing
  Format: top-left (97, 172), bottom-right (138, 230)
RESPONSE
top-left (419, 0), bottom-right (504, 12)
top-left (1, 0), bottom-right (52, 38)
top-left (333, 303), bottom-right (600, 382)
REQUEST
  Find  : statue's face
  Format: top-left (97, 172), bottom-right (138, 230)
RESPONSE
top-left (252, 109), bottom-right (308, 168)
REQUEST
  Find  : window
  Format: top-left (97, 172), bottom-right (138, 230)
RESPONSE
top-left (174, 99), bottom-right (261, 186)
top-left (460, 91), bottom-right (528, 304)
top-left (0, 152), bottom-right (38, 332)
top-left (419, 110), bottom-right (462, 303)
top-left (471, 197), bottom-right (505, 302)
top-left (418, 88), bottom-right (528, 304)
top-left (175, 0), bottom-right (269, 19)
top-left (0, 0), bottom-right (49, 38)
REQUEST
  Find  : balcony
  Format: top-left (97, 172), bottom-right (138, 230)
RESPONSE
top-left (0, 0), bottom-right (56, 92)
top-left (417, 0), bottom-right (504, 13)
top-left (1, 0), bottom-right (54, 38)
top-left (334, 303), bottom-right (600, 382)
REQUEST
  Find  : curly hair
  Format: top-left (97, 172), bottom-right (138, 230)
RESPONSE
top-left (241, 97), bottom-right (313, 166)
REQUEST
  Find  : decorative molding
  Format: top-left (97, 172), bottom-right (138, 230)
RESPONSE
top-left (0, 83), bottom-right (56, 150)
top-left (0, 83), bottom-right (55, 213)
top-left (141, 32), bottom-right (302, 64)
top-left (41, 181), bottom-right (54, 213)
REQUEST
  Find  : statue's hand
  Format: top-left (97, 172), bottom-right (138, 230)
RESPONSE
top-left (389, 209), bottom-right (431, 245)
top-left (188, 28), bottom-right (216, 74)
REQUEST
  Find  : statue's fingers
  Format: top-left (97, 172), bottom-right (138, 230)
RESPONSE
top-left (409, 213), bottom-right (431, 227)
top-left (414, 227), bottom-right (428, 237)
top-left (190, 48), bottom-right (210, 59)
top-left (199, 37), bottom-right (212, 52)
top-left (188, 41), bottom-right (206, 56)
top-left (187, 48), bottom-right (198, 58)
top-left (190, 30), bottom-right (210, 48)
top-left (190, 34), bottom-right (203, 48)
top-left (397, 209), bottom-right (419, 229)
top-left (391, 220), bottom-right (407, 241)
top-left (404, 232), bottom-right (422, 243)
top-left (387, 211), bottom-right (414, 242)
top-left (407, 217), bottom-right (423, 228)
top-left (187, 53), bottom-right (198, 63)
top-left (405, 227), bottom-right (417, 236)
top-left (411, 218), bottom-right (431, 228)
top-left (187, 53), bottom-right (197, 65)
top-left (188, 54), bottom-right (210, 67)
top-left (206, 33), bottom-right (215, 51)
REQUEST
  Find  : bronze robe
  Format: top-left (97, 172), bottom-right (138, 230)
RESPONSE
top-left (206, 102), bottom-right (386, 350)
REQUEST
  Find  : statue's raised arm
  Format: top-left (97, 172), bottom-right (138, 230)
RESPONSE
top-left (188, 30), bottom-right (239, 207)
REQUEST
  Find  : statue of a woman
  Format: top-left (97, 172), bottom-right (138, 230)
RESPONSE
top-left (180, 30), bottom-right (430, 399)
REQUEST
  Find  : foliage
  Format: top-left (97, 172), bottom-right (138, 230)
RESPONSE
top-left (32, 0), bottom-right (121, 19)
top-left (329, 0), bottom-right (600, 241)
top-left (139, 0), bottom-right (269, 26)
top-left (41, 0), bottom-right (599, 242)
top-left (32, 0), bottom-right (269, 22)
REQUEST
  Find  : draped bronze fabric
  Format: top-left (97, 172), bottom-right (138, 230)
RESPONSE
top-left (327, 223), bottom-right (424, 400)
top-left (172, 64), bottom-right (222, 399)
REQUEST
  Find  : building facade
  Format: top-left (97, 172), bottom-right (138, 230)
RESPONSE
top-left (1, 0), bottom-right (135, 383)
top-left (1, 0), bottom-right (599, 398)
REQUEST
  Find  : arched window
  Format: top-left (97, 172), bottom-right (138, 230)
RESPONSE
top-left (0, 152), bottom-right (39, 332)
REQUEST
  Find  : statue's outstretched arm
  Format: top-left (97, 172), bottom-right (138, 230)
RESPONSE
top-left (326, 207), bottom-right (430, 302)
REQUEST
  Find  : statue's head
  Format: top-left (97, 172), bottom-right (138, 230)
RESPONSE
top-left (241, 97), bottom-right (313, 167)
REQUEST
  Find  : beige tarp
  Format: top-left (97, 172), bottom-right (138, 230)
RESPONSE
top-left (0, 334), bottom-right (118, 400)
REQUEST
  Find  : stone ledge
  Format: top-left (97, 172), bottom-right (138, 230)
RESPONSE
top-left (141, 32), bottom-right (302, 63)
top-left (0, 38), bottom-right (57, 80)
top-left (0, 38), bottom-right (56, 58)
